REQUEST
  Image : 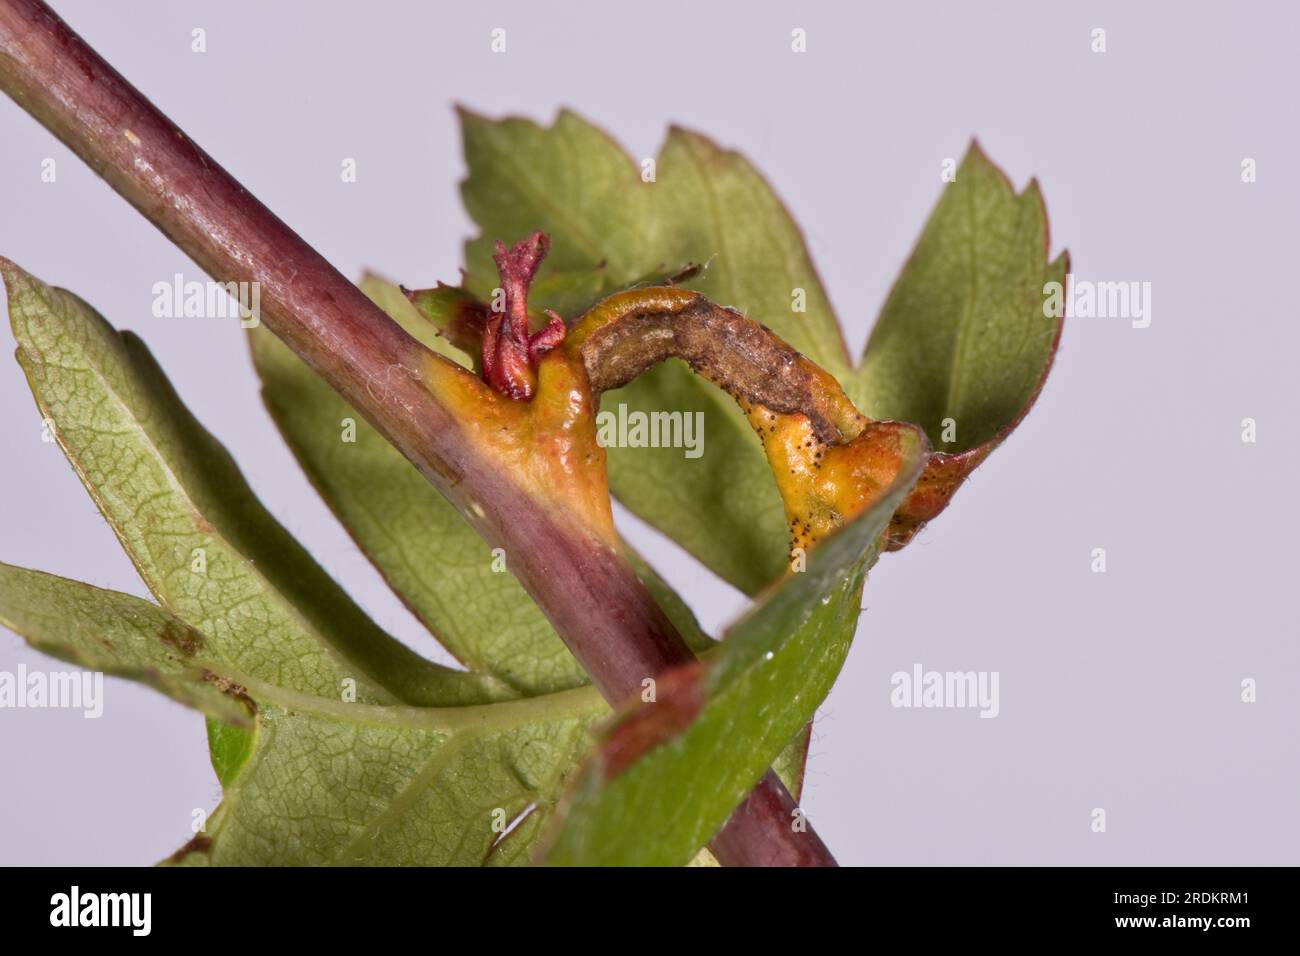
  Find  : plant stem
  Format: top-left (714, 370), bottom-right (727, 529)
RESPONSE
top-left (0, 0), bottom-right (835, 866)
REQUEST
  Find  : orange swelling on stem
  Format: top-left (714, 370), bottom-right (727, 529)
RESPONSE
top-left (744, 404), bottom-right (919, 556)
top-left (419, 347), bottom-right (617, 547)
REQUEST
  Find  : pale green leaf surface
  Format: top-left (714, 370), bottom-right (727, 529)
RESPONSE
top-left (0, 563), bottom-right (252, 727)
top-left (1, 260), bottom-right (494, 708)
top-left (545, 427), bottom-right (926, 866)
top-left (179, 667), bottom-right (801, 867)
top-left (177, 689), bottom-right (606, 866)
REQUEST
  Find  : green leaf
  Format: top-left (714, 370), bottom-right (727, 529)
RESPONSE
top-left (461, 112), bottom-right (848, 372)
top-left (644, 129), bottom-right (851, 376)
top-left (251, 280), bottom-right (713, 695)
top-left (602, 364), bottom-right (790, 590)
top-left (370, 275), bottom-right (480, 370)
top-left (1, 258), bottom-right (496, 708)
top-left (0, 560), bottom-right (609, 865)
top-left (460, 111), bottom-right (648, 295)
top-left (174, 687), bottom-right (610, 866)
top-left (544, 426), bottom-right (927, 866)
top-left (848, 142), bottom-right (1068, 455)
top-left (0, 563), bottom-right (253, 728)
top-left (206, 717), bottom-right (258, 787)
top-left (458, 109), bottom-right (850, 594)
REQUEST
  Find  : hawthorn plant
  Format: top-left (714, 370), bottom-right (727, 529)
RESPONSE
top-left (0, 0), bottom-right (1067, 866)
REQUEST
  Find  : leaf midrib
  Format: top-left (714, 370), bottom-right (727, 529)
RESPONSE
top-left (942, 177), bottom-right (981, 431)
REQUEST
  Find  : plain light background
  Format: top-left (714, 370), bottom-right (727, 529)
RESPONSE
top-left (1, 0), bottom-right (1296, 865)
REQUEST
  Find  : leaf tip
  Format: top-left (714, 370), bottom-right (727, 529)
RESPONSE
top-left (452, 101), bottom-right (482, 124)
top-left (0, 255), bottom-right (28, 300)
